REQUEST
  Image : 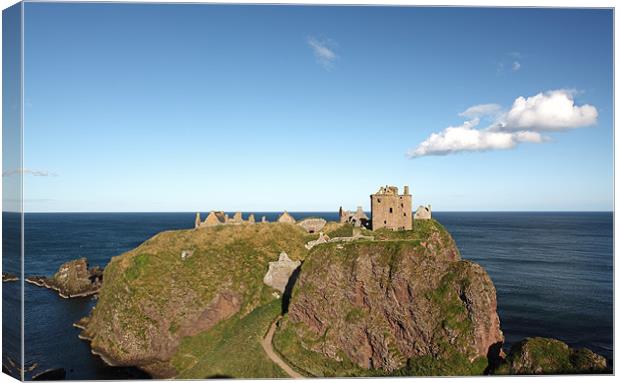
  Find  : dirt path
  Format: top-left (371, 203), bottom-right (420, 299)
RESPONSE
top-left (261, 318), bottom-right (304, 379)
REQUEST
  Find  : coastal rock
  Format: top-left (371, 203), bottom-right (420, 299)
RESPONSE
top-left (26, 258), bottom-right (102, 298)
top-left (496, 337), bottom-right (608, 374)
top-left (278, 221), bottom-right (502, 374)
top-left (2, 272), bottom-right (19, 282)
top-left (263, 252), bottom-right (301, 293)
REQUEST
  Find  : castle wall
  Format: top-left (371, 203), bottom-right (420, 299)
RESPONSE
top-left (370, 187), bottom-right (412, 231)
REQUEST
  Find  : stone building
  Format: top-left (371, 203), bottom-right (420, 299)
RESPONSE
top-left (370, 185), bottom-right (412, 231)
top-left (339, 206), bottom-right (370, 227)
top-left (195, 211), bottom-right (254, 229)
top-left (298, 218), bottom-right (327, 233)
top-left (414, 205), bottom-right (432, 220)
top-left (277, 211), bottom-right (296, 224)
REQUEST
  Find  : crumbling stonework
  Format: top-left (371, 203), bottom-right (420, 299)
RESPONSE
top-left (305, 232), bottom-right (330, 250)
top-left (414, 205), bottom-right (432, 220)
top-left (370, 185), bottom-right (412, 231)
top-left (277, 211), bottom-right (296, 224)
top-left (298, 218), bottom-right (327, 233)
top-left (263, 252), bottom-right (301, 293)
top-left (339, 206), bottom-right (369, 227)
top-left (195, 211), bottom-right (254, 229)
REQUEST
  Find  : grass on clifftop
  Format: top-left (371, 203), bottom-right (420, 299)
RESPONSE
top-left (272, 316), bottom-right (371, 377)
top-left (171, 298), bottom-right (287, 378)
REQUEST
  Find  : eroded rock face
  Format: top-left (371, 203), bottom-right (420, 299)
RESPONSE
top-left (80, 223), bottom-right (312, 378)
top-left (26, 258), bottom-right (102, 298)
top-left (283, 228), bottom-right (502, 373)
top-left (498, 337), bottom-right (608, 374)
top-left (263, 252), bottom-right (301, 293)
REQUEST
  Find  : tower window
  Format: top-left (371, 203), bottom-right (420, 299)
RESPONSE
top-left (389, 208), bottom-right (393, 213)
top-left (404, 213), bottom-right (407, 216)
top-left (378, 198), bottom-right (381, 203)
top-left (384, 220), bottom-right (387, 224)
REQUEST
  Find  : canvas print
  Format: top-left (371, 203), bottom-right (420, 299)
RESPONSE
top-left (1, 1), bottom-right (614, 380)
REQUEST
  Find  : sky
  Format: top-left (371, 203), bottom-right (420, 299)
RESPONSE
top-left (16, 3), bottom-right (613, 212)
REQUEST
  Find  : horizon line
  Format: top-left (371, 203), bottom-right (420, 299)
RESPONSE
top-left (5, 210), bottom-right (614, 214)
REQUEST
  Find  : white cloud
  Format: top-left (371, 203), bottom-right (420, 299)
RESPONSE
top-left (408, 89), bottom-right (597, 158)
top-left (459, 103), bottom-right (502, 119)
top-left (307, 37), bottom-right (337, 69)
top-left (512, 61), bottom-right (521, 71)
top-left (498, 89), bottom-right (598, 131)
top-left (408, 119), bottom-right (543, 158)
top-left (2, 168), bottom-right (57, 177)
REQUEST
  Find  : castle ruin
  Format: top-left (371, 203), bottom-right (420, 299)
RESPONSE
top-left (339, 206), bottom-right (369, 227)
top-left (370, 185), bottom-right (412, 231)
top-left (194, 184), bottom-right (422, 232)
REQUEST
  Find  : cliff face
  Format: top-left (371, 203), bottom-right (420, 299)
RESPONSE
top-left (81, 219), bottom-right (509, 378)
top-left (80, 223), bottom-right (311, 377)
top-left (277, 221), bottom-right (504, 375)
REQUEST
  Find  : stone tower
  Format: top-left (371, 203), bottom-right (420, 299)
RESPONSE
top-left (370, 185), bottom-right (412, 231)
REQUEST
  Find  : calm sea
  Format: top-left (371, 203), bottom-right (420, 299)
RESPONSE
top-left (2, 212), bottom-right (614, 379)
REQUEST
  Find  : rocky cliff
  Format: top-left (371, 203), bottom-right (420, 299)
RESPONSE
top-left (274, 220), bottom-right (504, 376)
top-left (79, 223), bottom-right (311, 377)
top-left (78, 219), bottom-right (607, 378)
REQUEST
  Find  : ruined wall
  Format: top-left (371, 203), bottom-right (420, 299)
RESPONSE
top-left (370, 186), bottom-right (412, 231)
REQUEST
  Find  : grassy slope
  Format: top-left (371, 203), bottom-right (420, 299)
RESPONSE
top-left (87, 222), bottom-right (312, 375)
top-left (172, 299), bottom-right (288, 378)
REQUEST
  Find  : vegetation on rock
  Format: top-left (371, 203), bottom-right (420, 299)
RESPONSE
top-left (494, 337), bottom-right (608, 375)
top-left (274, 219), bottom-right (503, 376)
top-left (25, 258), bottom-right (102, 298)
top-left (79, 218), bottom-right (607, 378)
top-left (81, 223), bottom-right (310, 377)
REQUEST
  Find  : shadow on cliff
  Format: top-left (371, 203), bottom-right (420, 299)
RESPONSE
top-left (281, 264), bottom-right (302, 315)
top-left (484, 341), bottom-right (504, 375)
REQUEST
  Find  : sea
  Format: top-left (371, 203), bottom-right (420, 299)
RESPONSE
top-left (2, 212), bottom-right (614, 379)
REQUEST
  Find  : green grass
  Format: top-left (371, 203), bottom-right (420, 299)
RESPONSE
top-left (325, 223), bottom-right (354, 238)
top-left (398, 354), bottom-right (488, 376)
top-left (171, 299), bottom-right (288, 378)
top-left (125, 253), bottom-right (150, 281)
top-left (272, 317), bottom-right (370, 377)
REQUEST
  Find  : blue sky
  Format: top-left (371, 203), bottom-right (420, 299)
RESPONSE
top-left (20, 3), bottom-right (613, 212)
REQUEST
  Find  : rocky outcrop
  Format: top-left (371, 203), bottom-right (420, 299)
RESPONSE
top-left (263, 252), bottom-right (301, 293)
top-left (2, 272), bottom-right (18, 282)
top-left (495, 337), bottom-right (608, 375)
top-left (26, 258), bottom-right (102, 298)
top-left (279, 222), bottom-right (502, 374)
